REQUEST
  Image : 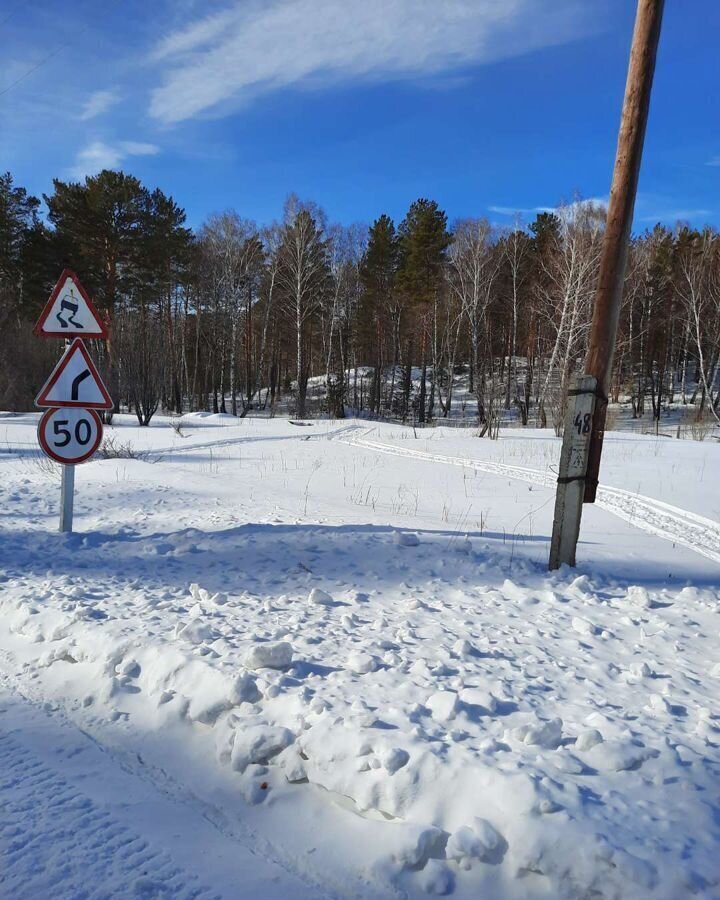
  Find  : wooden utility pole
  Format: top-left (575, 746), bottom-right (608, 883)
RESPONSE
top-left (549, 0), bottom-right (665, 569)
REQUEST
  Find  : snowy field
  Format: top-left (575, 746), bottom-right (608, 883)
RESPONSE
top-left (0, 412), bottom-right (719, 899)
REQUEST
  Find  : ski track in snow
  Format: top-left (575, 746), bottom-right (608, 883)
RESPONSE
top-left (142, 422), bottom-right (360, 460)
top-left (340, 427), bottom-right (720, 566)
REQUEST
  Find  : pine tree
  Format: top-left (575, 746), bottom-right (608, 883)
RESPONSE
top-left (0, 173), bottom-right (55, 408)
top-left (360, 214), bottom-right (399, 414)
top-left (397, 199), bottom-right (451, 421)
top-left (45, 170), bottom-right (192, 424)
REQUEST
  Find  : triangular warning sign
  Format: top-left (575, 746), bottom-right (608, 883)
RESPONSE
top-left (36, 339), bottom-right (113, 410)
top-left (33, 269), bottom-right (108, 339)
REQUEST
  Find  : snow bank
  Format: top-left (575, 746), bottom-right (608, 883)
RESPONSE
top-left (3, 557), bottom-right (717, 900)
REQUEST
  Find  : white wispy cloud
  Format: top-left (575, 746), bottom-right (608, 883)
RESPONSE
top-left (490, 197), bottom-right (712, 227)
top-left (148, 0), bottom-right (597, 124)
top-left (79, 90), bottom-right (120, 121)
top-left (488, 204), bottom-right (554, 217)
top-left (706, 156), bottom-right (720, 167)
top-left (70, 140), bottom-right (160, 178)
top-left (489, 197), bottom-right (608, 219)
top-left (638, 208), bottom-right (712, 223)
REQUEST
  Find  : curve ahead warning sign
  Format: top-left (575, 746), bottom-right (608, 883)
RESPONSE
top-left (35, 339), bottom-right (113, 410)
top-left (37, 408), bottom-right (103, 465)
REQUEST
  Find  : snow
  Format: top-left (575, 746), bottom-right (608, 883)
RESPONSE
top-left (244, 641), bottom-right (294, 669)
top-left (0, 413), bottom-right (719, 899)
top-left (230, 722), bottom-right (295, 773)
top-left (446, 818), bottom-right (503, 865)
top-left (308, 586), bottom-right (335, 605)
top-left (426, 690), bottom-right (460, 722)
top-left (0, 679), bottom-right (321, 900)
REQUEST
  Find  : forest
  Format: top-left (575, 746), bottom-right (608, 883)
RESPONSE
top-left (1, 169), bottom-right (718, 430)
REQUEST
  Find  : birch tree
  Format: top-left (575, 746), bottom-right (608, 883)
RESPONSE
top-left (277, 197), bottom-right (330, 418)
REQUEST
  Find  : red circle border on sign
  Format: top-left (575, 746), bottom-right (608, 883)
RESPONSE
top-left (37, 408), bottom-right (104, 465)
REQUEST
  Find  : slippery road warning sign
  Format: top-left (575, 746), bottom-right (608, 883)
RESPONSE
top-left (38, 407), bottom-right (103, 465)
top-left (35, 339), bottom-right (113, 410)
top-left (33, 269), bottom-right (108, 339)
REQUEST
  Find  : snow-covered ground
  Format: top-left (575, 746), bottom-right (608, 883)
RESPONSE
top-left (1, 413), bottom-right (718, 899)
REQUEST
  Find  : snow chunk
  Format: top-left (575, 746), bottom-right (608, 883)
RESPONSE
top-left (446, 818), bottom-right (502, 864)
top-left (275, 745), bottom-right (307, 783)
top-left (459, 687), bottom-right (497, 714)
top-left (513, 717), bottom-right (563, 749)
top-left (629, 660), bottom-right (653, 679)
top-left (244, 641), bottom-right (293, 670)
top-left (175, 618), bottom-right (216, 645)
top-left (426, 691), bottom-right (459, 722)
top-left (395, 531), bottom-right (420, 547)
top-left (571, 617), bottom-right (599, 637)
top-left (575, 728), bottom-right (603, 752)
top-left (116, 658), bottom-right (140, 678)
top-left (393, 824), bottom-right (445, 868)
top-left (229, 672), bottom-right (261, 705)
top-left (347, 651), bottom-right (379, 675)
top-left (380, 747), bottom-right (410, 774)
top-left (452, 639), bottom-right (475, 659)
top-left (648, 693), bottom-right (672, 715)
top-left (627, 585), bottom-right (652, 609)
top-left (308, 587), bottom-right (334, 606)
top-left (421, 859), bottom-right (454, 895)
top-left (231, 724), bottom-right (295, 773)
top-left (446, 826), bottom-right (480, 863)
top-left (584, 739), bottom-right (658, 772)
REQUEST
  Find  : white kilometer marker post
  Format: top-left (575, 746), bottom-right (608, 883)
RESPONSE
top-left (33, 271), bottom-right (111, 533)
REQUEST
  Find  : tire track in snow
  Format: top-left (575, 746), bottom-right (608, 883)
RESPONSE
top-left (0, 729), bottom-right (219, 900)
top-left (0, 674), bottom-right (344, 900)
top-left (340, 429), bottom-right (720, 566)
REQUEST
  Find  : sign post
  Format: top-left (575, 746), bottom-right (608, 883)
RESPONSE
top-left (549, 376), bottom-right (597, 570)
top-left (33, 270), bottom-right (111, 533)
top-left (59, 463), bottom-right (75, 533)
top-left (548, 0), bottom-right (664, 570)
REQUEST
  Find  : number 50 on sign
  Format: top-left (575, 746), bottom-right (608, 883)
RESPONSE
top-left (38, 408), bottom-right (103, 465)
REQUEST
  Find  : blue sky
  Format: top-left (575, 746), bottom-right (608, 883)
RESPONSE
top-left (1, 0), bottom-right (717, 231)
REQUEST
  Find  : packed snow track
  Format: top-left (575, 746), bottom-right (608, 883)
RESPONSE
top-left (341, 427), bottom-right (720, 566)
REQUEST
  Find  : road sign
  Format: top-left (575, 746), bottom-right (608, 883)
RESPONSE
top-left (37, 407), bottom-right (103, 465)
top-left (35, 339), bottom-right (113, 410)
top-left (33, 269), bottom-right (108, 339)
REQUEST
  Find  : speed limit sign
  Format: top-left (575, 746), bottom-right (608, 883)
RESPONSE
top-left (38, 407), bottom-right (103, 465)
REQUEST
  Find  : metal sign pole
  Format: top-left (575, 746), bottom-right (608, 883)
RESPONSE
top-left (59, 336), bottom-right (74, 533)
top-left (59, 464), bottom-right (75, 533)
